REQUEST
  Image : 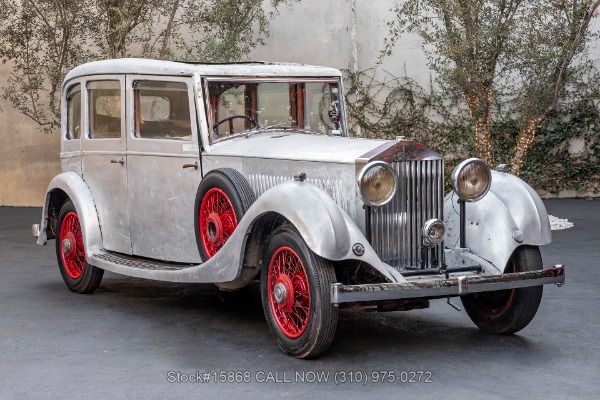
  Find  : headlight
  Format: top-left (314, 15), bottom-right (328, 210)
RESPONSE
top-left (357, 161), bottom-right (397, 206)
top-left (422, 219), bottom-right (445, 246)
top-left (451, 158), bottom-right (491, 202)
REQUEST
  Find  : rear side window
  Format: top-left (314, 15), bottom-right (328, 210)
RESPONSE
top-left (134, 81), bottom-right (192, 140)
top-left (66, 84), bottom-right (81, 140)
top-left (88, 81), bottom-right (122, 139)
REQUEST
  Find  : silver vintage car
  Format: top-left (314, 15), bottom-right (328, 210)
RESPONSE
top-left (34, 59), bottom-right (564, 358)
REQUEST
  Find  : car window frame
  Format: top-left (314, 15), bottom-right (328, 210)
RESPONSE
top-left (80, 75), bottom-right (127, 154)
top-left (126, 75), bottom-right (200, 156)
top-left (61, 78), bottom-right (84, 156)
top-left (202, 77), bottom-right (348, 145)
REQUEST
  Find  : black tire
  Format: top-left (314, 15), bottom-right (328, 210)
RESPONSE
top-left (55, 200), bottom-right (103, 294)
top-left (194, 168), bottom-right (256, 261)
top-left (260, 226), bottom-right (338, 359)
top-left (461, 245), bottom-right (543, 334)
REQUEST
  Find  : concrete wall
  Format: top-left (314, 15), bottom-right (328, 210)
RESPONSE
top-left (0, 63), bottom-right (61, 206)
top-left (250, 0), bottom-right (429, 85)
top-left (0, 0), bottom-right (597, 205)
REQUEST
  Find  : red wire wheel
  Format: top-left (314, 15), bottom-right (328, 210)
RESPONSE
top-left (260, 226), bottom-right (338, 358)
top-left (267, 246), bottom-right (311, 339)
top-left (59, 211), bottom-right (86, 279)
top-left (199, 188), bottom-right (238, 258)
top-left (55, 200), bottom-right (103, 294)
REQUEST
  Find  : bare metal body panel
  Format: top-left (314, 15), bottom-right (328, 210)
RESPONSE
top-left (35, 58), bottom-right (562, 304)
top-left (42, 178), bottom-right (404, 283)
top-left (444, 170), bottom-right (552, 272)
top-left (64, 59), bottom-right (343, 82)
top-left (37, 172), bottom-right (103, 254)
top-left (205, 133), bottom-right (389, 163)
top-left (124, 75), bottom-right (203, 263)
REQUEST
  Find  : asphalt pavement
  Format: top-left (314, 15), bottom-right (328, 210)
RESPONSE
top-left (0, 199), bottom-right (598, 399)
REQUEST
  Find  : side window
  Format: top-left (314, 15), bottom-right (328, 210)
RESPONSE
top-left (66, 84), bottom-right (81, 140)
top-left (134, 81), bottom-right (192, 140)
top-left (304, 82), bottom-right (341, 135)
top-left (88, 80), bottom-right (122, 139)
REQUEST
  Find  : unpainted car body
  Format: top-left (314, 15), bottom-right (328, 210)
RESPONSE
top-left (34, 59), bottom-right (564, 358)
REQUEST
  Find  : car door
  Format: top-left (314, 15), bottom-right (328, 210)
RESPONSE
top-left (125, 75), bottom-right (203, 263)
top-left (81, 76), bottom-right (132, 254)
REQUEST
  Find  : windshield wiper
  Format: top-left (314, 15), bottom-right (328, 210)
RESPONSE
top-left (263, 125), bottom-right (329, 135)
top-left (243, 124), bottom-right (337, 138)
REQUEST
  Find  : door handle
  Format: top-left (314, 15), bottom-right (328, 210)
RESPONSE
top-left (182, 161), bottom-right (198, 170)
top-left (111, 158), bottom-right (125, 165)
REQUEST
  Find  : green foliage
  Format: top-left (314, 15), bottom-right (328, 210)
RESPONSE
top-left (520, 99), bottom-right (600, 194)
top-left (0, 0), bottom-right (296, 133)
top-left (0, 0), bottom-right (94, 132)
top-left (382, 0), bottom-right (600, 172)
top-left (345, 68), bottom-right (600, 194)
top-left (345, 69), bottom-right (474, 192)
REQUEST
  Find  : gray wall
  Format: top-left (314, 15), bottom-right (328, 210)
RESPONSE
top-left (0, 0), bottom-right (597, 205)
top-left (0, 62), bottom-right (61, 206)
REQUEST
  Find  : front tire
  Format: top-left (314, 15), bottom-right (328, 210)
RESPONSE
top-left (260, 226), bottom-right (338, 358)
top-left (461, 245), bottom-right (543, 334)
top-left (55, 200), bottom-right (103, 294)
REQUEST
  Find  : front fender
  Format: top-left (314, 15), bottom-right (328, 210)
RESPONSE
top-left (238, 181), bottom-right (404, 283)
top-left (38, 172), bottom-right (102, 255)
top-left (137, 180), bottom-right (402, 286)
top-left (444, 171), bottom-right (551, 272)
top-left (153, 180), bottom-right (403, 285)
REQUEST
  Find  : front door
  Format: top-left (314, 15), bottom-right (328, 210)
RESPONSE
top-left (81, 76), bottom-right (131, 254)
top-left (125, 75), bottom-right (203, 263)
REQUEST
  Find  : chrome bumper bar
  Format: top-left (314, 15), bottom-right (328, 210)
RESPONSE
top-left (331, 266), bottom-right (565, 304)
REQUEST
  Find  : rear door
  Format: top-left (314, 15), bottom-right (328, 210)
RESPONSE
top-left (81, 76), bottom-right (132, 254)
top-left (125, 75), bottom-right (203, 263)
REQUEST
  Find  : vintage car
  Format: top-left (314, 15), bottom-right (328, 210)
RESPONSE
top-left (33, 59), bottom-right (564, 358)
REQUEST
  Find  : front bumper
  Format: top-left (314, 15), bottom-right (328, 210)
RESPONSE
top-left (331, 266), bottom-right (565, 304)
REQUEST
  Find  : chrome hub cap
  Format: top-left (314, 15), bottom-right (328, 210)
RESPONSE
top-left (273, 282), bottom-right (287, 304)
top-left (62, 238), bottom-right (72, 255)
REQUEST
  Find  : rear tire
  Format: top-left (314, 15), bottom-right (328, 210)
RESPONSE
top-left (461, 245), bottom-right (543, 334)
top-left (55, 200), bottom-right (103, 294)
top-left (260, 226), bottom-right (338, 358)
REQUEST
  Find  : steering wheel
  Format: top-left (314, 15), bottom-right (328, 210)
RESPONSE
top-left (214, 115), bottom-right (258, 135)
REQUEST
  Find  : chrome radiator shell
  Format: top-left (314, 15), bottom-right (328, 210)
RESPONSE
top-left (367, 158), bottom-right (445, 270)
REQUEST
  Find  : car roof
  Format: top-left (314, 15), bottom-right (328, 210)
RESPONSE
top-left (64, 58), bottom-right (343, 83)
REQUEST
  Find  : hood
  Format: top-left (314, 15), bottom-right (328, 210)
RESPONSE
top-left (206, 132), bottom-right (443, 165)
top-left (206, 132), bottom-right (392, 164)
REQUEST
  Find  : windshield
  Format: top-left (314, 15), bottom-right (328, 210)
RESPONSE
top-left (205, 79), bottom-right (345, 141)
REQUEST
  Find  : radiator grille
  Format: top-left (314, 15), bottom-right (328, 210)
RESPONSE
top-left (368, 159), bottom-right (444, 270)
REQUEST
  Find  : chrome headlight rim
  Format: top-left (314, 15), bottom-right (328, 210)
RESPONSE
top-left (357, 161), bottom-right (398, 207)
top-left (422, 218), bottom-right (446, 246)
top-left (451, 158), bottom-right (492, 203)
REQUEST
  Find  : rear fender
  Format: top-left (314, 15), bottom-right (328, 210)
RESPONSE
top-left (38, 172), bottom-right (102, 255)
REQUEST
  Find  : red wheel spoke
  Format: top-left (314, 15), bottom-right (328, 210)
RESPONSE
top-left (268, 246), bottom-right (311, 339)
top-left (60, 212), bottom-right (86, 279)
top-left (199, 188), bottom-right (239, 258)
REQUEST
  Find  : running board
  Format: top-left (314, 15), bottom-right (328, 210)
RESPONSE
top-left (93, 251), bottom-right (196, 271)
top-left (87, 250), bottom-right (242, 283)
top-left (331, 266), bottom-right (565, 304)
